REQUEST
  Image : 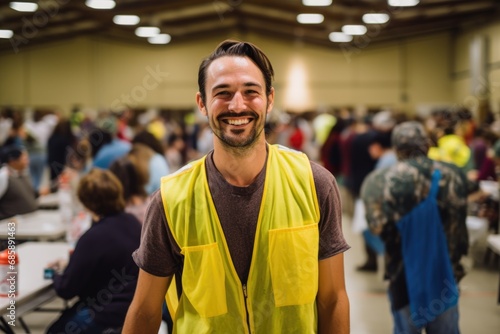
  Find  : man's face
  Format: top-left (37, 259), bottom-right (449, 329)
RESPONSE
top-left (196, 56), bottom-right (274, 149)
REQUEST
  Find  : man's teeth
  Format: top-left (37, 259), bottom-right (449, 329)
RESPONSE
top-left (227, 119), bottom-right (250, 125)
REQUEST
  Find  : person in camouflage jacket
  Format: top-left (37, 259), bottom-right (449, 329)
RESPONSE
top-left (361, 121), bottom-right (469, 333)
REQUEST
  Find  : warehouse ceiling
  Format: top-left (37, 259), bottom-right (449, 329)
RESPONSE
top-left (0, 0), bottom-right (499, 53)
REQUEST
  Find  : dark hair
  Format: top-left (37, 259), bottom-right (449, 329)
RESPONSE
top-left (372, 131), bottom-right (393, 149)
top-left (52, 117), bottom-right (74, 138)
top-left (197, 39), bottom-right (275, 104)
top-left (88, 128), bottom-right (113, 158)
top-left (0, 144), bottom-right (23, 164)
top-left (132, 130), bottom-right (165, 156)
top-left (77, 168), bottom-right (125, 217)
top-left (167, 133), bottom-right (182, 147)
top-left (1, 108), bottom-right (24, 130)
top-left (109, 157), bottom-right (148, 201)
top-left (33, 109), bottom-right (54, 122)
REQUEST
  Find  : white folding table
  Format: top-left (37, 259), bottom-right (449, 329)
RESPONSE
top-left (0, 211), bottom-right (66, 242)
top-left (0, 242), bottom-right (72, 333)
top-left (37, 192), bottom-right (60, 210)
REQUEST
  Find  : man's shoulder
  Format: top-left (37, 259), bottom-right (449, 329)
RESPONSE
top-left (431, 160), bottom-right (468, 195)
top-left (432, 159), bottom-right (466, 177)
top-left (310, 160), bottom-right (340, 191)
top-left (362, 160), bottom-right (425, 195)
top-left (310, 160), bottom-right (333, 179)
top-left (386, 158), bottom-right (466, 194)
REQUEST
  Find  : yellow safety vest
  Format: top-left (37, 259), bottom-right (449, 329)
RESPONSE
top-left (160, 144), bottom-right (320, 334)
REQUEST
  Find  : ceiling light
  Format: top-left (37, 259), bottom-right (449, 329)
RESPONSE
top-left (0, 30), bottom-right (14, 39)
top-left (329, 32), bottom-right (353, 43)
top-left (362, 13), bottom-right (390, 24)
top-left (302, 0), bottom-right (332, 6)
top-left (388, 0), bottom-right (419, 7)
top-left (135, 26), bottom-right (160, 38)
top-left (9, 2), bottom-right (38, 12)
top-left (85, 0), bottom-right (116, 10)
top-left (342, 25), bottom-right (367, 35)
top-left (148, 34), bottom-right (171, 45)
top-left (297, 14), bottom-right (324, 24)
top-left (113, 15), bottom-right (140, 26)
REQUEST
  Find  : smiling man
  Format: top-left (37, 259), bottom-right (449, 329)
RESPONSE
top-left (123, 40), bottom-right (350, 334)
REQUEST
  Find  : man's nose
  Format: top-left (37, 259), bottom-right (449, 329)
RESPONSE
top-left (228, 92), bottom-right (245, 112)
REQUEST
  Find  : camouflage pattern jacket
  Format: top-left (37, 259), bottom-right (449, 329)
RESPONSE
top-left (361, 156), bottom-right (469, 309)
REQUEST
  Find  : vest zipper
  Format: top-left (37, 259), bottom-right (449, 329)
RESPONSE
top-left (243, 283), bottom-right (251, 333)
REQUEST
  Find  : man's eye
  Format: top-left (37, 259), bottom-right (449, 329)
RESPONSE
top-left (247, 89), bottom-right (263, 96)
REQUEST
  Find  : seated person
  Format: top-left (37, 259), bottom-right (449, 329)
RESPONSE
top-left (109, 153), bottom-right (173, 332)
top-left (46, 169), bottom-right (142, 333)
top-left (109, 156), bottom-right (149, 224)
top-left (0, 144), bottom-right (38, 220)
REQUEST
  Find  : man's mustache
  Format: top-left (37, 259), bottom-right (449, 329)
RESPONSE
top-left (217, 111), bottom-right (259, 119)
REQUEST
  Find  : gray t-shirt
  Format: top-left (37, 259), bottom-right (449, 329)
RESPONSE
top-left (0, 173), bottom-right (38, 220)
top-left (133, 151), bottom-right (350, 283)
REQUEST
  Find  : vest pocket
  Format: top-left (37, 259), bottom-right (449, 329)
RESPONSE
top-left (268, 223), bottom-right (319, 307)
top-left (182, 242), bottom-right (228, 317)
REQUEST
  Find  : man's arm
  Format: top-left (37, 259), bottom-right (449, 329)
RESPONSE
top-left (122, 269), bottom-right (172, 333)
top-left (317, 253), bottom-right (350, 334)
top-left (360, 169), bottom-right (387, 235)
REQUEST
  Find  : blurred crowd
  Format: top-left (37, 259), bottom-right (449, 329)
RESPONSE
top-left (1, 103), bottom-right (500, 332)
top-left (1, 105), bottom-right (500, 226)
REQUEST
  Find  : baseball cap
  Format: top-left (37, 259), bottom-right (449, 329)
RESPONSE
top-left (391, 121), bottom-right (429, 153)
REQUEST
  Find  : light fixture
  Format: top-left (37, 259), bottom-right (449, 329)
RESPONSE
top-left (0, 30), bottom-right (14, 39)
top-left (113, 15), bottom-right (140, 26)
top-left (329, 32), bottom-right (353, 43)
top-left (135, 26), bottom-right (160, 38)
top-left (362, 13), bottom-right (390, 24)
top-left (148, 34), bottom-right (171, 45)
top-left (297, 13), bottom-right (324, 24)
top-left (302, 0), bottom-right (332, 6)
top-left (342, 25), bottom-right (367, 35)
top-left (9, 2), bottom-right (38, 12)
top-left (388, 0), bottom-right (419, 7)
top-left (85, 0), bottom-right (116, 10)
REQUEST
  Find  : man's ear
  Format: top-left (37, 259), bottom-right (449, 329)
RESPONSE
top-left (266, 87), bottom-right (275, 114)
top-left (196, 92), bottom-right (207, 116)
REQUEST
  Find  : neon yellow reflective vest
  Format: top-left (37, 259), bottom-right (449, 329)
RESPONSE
top-left (160, 144), bottom-right (320, 334)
